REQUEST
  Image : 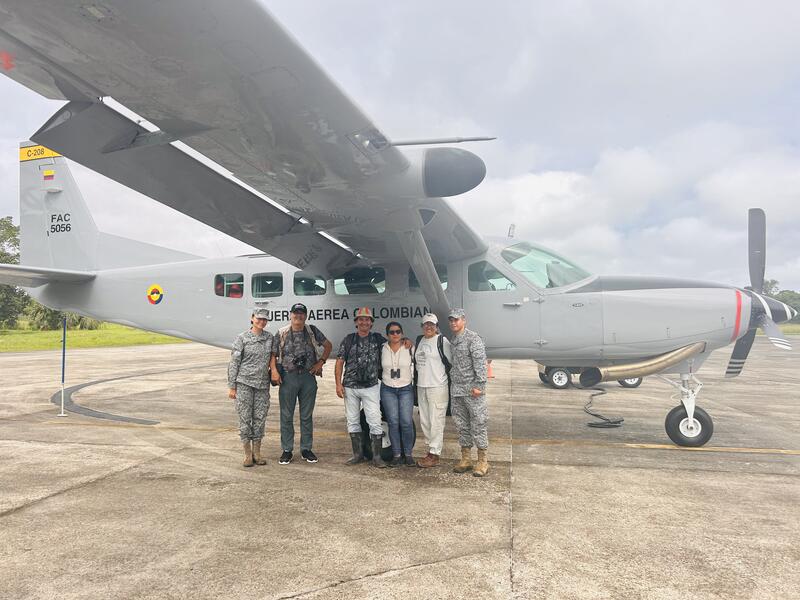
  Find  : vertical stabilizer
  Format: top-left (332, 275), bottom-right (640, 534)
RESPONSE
top-left (19, 142), bottom-right (99, 270)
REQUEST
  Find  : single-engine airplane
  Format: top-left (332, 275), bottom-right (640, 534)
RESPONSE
top-left (0, 1), bottom-right (795, 447)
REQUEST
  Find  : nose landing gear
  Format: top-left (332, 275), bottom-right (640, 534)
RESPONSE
top-left (657, 373), bottom-right (714, 447)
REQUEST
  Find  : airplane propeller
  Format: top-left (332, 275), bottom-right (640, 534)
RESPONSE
top-left (725, 208), bottom-right (796, 377)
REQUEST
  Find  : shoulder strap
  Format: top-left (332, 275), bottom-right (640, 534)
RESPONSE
top-left (413, 335), bottom-right (424, 365)
top-left (277, 325), bottom-right (291, 360)
top-left (343, 332), bottom-right (357, 360)
top-left (304, 324), bottom-right (319, 361)
top-left (438, 334), bottom-right (452, 372)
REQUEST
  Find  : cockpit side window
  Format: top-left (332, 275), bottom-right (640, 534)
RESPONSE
top-left (468, 261), bottom-right (516, 292)
top-left (294, 272), bottom-right (327, 296)
top-left (334, 267), bottom-right (386, 295)
top-left (214, 273), bottom-right (244, 298)
top-left (501, 242), bottom-right (591, 289)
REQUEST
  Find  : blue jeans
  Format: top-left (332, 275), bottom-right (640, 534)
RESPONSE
top-left (380, 383), bottom-right (415, 457)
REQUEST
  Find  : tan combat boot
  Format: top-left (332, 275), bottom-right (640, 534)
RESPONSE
top-left (473, 448), bottom-right (489, 477)
top-left (453, 447), bottom-right (473, 473)
top-left (252, 440), bottom-right (267, 465)
top-left (242, 441), bottom-right (254, 467)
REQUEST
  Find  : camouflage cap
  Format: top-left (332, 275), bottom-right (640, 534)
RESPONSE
top-left (448, 308), bottom-right (466, 320)
top-left (252, 308), bottom-right (270, 319)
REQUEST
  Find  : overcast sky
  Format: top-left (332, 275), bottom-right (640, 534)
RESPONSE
top-left (1, 1), bottom-right (798, 289)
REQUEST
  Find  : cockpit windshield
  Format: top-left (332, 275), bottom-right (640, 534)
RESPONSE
top-left (500, 242), bottom-right (592, 289)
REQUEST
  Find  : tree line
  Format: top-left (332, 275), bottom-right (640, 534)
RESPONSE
top-left (2, 216), bottom-right (799, 329)
top-left (1, 216), bottom-right (100, 330)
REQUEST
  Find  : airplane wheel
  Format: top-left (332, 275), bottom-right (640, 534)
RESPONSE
top-left (664, 405), bottom-right (713, 447)
top-left (547, 367), bottom-right (571, 389)
top-left (618, 377), bottom-right (643, 388)
top-left (539, 373), bottom-right (549, 385)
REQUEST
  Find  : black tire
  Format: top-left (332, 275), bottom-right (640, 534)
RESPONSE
top-left (547, 367), bottom-right (571, 389)
top-left (539, 372), bottom-right (549, 384)
top-left (618, 377), bottom-right (643, 388)
top-left (664, 405), bottom-right (713, 447)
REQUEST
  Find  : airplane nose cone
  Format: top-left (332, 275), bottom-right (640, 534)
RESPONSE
top-left (765, 296), bottom-right (795, 323)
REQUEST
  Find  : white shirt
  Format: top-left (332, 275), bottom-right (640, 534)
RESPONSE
top-left (381, 343), bottom-right (414, 387)
top-left (415, 334), bottom-right (452, 388)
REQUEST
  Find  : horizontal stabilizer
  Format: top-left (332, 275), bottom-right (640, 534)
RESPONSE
top-left (0, 264), bottom-right (96, 288)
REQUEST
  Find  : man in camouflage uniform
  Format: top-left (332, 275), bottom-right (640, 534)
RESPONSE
top-left (274, 302), bottom-right (332, 465)
top-left (228, 308), bottom-right (277, 467)
top-left (448, 308), bottom-right (490, 477)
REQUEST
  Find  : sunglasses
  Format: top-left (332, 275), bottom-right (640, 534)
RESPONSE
top-left (388, 329), bottom-right (403, 334)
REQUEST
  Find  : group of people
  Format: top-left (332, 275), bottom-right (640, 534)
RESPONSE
top-left (226, 303), bottom-right (490, 477)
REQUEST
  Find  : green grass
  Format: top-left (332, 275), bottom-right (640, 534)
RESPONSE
top-left (780, 323), bottom-right (800, 335)
top-left (0, 323), bottom-right (189, 353)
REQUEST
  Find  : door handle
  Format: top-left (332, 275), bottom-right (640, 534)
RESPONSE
top-left (503, 302), bottom-right (522, 307)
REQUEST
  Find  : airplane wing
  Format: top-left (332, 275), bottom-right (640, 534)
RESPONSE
top-left (0, 1), bottom-right (488, 290)
top-left (0, 264), bottom-right (96, 288)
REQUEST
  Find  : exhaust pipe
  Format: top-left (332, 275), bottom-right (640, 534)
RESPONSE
top-left (579, 341), bottom-right (707, 388)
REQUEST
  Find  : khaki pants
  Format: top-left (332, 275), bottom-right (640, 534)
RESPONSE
top-left (417, 384), bottom-right (449, 455)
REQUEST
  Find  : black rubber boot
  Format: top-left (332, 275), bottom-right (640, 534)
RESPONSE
top-left (345, 432), bottom-right (365, 465)
top-left (371, 434), bottom-right (387, 468)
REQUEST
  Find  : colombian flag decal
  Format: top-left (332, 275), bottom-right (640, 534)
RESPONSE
top-left (43, 169), bottom-right (55, 181)
top-left (147, 284), bottom-right (164, 305)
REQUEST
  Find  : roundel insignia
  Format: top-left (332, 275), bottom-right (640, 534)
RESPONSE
top-left (147, 284), bottom-right (164, 305)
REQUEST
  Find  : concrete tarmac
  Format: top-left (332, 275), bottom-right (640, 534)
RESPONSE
top-left (0, 339), bottom-right (798, 599)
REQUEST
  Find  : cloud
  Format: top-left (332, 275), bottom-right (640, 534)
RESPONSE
top-left (0, 1), bottom-right (798, 290)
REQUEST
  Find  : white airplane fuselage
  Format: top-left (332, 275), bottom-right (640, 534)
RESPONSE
top-left (27, 247), bottom-right (767, 373)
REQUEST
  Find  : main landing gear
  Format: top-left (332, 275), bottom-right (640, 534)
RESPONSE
top-left (657, 373), bottom-right (714, 447)
top-left (539, 366), bottom-right (643, 390)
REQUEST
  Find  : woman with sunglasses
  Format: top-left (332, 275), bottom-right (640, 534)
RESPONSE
top-left (379, 321), bottom-right (416, 466)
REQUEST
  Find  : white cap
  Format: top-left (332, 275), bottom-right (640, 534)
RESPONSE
top-left (421, 313), bottom-right (438, 325)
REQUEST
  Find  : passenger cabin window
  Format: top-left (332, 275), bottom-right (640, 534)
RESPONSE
top-left (468, 261), bottom-right (516, 292)
top-left (408, 264), bottom-right (448, 291)
top-left (252, 272), bottom-right (283, 298)
top-left (294, 272), bottom-right (327, 296)
top-left (334, 267), bottom-right (386, 295)
top-left (215, 273), bottom-right (244, 298)
top-left (501, 242), bottom-right (591, 289)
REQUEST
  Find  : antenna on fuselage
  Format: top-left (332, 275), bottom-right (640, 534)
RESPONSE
top-left (507, 223), bottom-right (515, 239)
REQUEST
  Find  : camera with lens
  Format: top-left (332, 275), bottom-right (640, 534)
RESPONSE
top-left (292, 354), bottom-right (307, 369)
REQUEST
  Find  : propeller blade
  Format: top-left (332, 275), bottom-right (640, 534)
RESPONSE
top-left (725, 329), bottom-right (756, 377)
top-left (748, 208), bottom-right (766, 293)
top-left (760, 315), bottom-right (792, 350)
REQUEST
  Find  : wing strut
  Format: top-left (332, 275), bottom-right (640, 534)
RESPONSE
top-left (396, 230), bottom-right (451, 323)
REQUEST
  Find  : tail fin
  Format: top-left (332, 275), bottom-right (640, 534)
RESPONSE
top-left (19, 142), bottom-right (99, 270)
top-left (19, 142), bottom-right (199, 270)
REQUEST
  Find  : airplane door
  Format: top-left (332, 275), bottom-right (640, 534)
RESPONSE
top-left (461, 258), bottom-right (541, 357)
top-left (538, 290), bottom-right (603, 356)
